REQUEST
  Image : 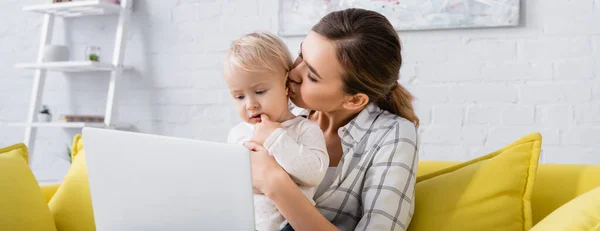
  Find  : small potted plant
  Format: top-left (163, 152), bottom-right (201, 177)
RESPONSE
top-left (66, 146), bottom-right (72, 164)
top-left (86, 46), bottom-right (101, 62)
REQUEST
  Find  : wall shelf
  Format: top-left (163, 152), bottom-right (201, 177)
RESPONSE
top-left (15, 61), bottom-right (119, 72)
top-left (7, 122), bottom-right (107, 128)
top-left (23, 0), bottom-right (123, 17)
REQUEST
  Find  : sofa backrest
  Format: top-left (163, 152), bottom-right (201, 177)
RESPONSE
top-left (530, 164), bottom-right (600, 224)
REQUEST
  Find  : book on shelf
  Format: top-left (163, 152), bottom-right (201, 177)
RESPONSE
top-left (60, 115), bottom-right (105, 123)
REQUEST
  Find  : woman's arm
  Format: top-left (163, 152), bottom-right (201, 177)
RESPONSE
top-left (244, 141), bottom-right (339, 231)
top-left (267, 171), bottom-right (338, 231)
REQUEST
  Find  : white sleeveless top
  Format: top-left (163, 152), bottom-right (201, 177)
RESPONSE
top-left (315, 167), bottom-right (337, 199)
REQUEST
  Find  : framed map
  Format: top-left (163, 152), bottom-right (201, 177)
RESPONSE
top-left (279, 0), bottom-right (520, 36)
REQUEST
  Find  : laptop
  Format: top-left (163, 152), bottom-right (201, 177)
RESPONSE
top-left (82, 127), bottom-right (255, 231)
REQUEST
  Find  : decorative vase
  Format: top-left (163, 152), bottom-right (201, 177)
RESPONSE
top-left (38, 105), bottom-right (52, 122)
top-left (38, 114), bottom-right (52, 123)
top-left (43, 45), bottom-right (70, 62)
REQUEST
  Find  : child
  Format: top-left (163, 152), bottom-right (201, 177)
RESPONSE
top-left (223, 32), bottom-right (329, 231)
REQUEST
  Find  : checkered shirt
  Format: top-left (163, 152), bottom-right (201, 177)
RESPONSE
top-left (294, 103), bottom-right (418, 231)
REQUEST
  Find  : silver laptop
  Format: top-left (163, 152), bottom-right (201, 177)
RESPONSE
top-left (82, 127), bottom-right (255, 231)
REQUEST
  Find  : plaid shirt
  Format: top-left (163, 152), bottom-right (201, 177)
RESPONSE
top-left (294, 103), bottom-right (418, 231)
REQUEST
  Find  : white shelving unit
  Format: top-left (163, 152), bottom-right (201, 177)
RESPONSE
top-left (23, 0), bottom-right (123, 17)
top-left (8, 122), bottom-right (106, 128)
top-left (15, 61), bottom-right (118, 72)
top-left (12, 0), bottom-right (133, 158)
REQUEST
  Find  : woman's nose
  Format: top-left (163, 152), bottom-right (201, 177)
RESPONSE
top-left (288, 68), bottom-right (303, 85)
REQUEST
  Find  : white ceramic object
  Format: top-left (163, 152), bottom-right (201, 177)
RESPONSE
top-left (43, 45), bottom-right (70, 62)
top-left (38, 114), bottom-right (52, 123)
top-left (73, 0), bottom-right (120, 3)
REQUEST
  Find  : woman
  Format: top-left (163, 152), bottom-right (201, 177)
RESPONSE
top-left (244, 8), bottom-right (419, 231)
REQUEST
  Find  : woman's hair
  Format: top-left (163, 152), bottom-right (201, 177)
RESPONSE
top-left (312, 8), bottom-right (419, 127)
top-left (225, 31), bottom-right (292, 75)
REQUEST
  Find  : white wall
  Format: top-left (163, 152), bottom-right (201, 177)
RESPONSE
top-left (0, 0), bottom-right (598, 183)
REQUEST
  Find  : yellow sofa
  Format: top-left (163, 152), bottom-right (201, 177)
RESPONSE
top-left (35, 162), bottom-right (600, 229)
top-left (2, 132), bottom-right (599, 230)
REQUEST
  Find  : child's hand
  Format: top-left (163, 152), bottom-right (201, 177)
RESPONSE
top-left (251, 114), bottom-right (282, 145)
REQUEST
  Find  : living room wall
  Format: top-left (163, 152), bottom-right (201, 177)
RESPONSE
top-left (0, 0), bottom-right (598, 183)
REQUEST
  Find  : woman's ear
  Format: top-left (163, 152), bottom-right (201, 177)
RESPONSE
top-left (342, 93), bottom-right (369, 111)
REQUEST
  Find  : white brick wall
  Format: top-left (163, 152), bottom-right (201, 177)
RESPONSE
top-left (0, 0), bottom-right (598, 182)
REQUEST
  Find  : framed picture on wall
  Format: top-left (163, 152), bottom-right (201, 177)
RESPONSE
top-left (278, 0), bottom-right (521, 36)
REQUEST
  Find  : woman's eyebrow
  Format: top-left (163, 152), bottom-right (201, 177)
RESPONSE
top-left (300, 42), bottom-right (323, 79)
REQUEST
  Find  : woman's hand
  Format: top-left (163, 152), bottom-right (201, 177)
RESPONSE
top-left (243, 141), bottom-right (287, 195)
top-left (252, 114), bottom-right (282, 145)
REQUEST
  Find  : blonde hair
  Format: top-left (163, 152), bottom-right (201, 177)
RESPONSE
top-left (225, 32), bottom-right (292, 75)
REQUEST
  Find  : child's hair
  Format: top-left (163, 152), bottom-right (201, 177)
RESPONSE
top-left (225, 31), bottom-right (292, 75)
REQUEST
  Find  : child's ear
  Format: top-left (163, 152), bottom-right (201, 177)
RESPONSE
top-left (342, 93), bottom-right (369, 111)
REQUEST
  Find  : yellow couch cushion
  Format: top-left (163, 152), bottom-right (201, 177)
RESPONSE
top-left (0, 143), bottom-right (57, 231)
top-left (48, 135), bottom-right (96, 231)
top-left (71, 134), bottom-right (84, 159)
top-left (532, 164), bottom-right (600, 225)
top-left (417, 161), bottom-right (458, 177)
top-left (531, 186), bottom-right (600, 230)
top-left (41, 183), bottom-right (61, 203)
top-left (419, 162), bottom-right (600, 226)
top-left (408, 132), bottom-right (541, 231)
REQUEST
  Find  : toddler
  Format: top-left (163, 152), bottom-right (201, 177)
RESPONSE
top-left (223, 32), bottom-right (329, 231)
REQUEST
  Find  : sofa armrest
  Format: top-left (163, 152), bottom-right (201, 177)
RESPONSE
top-left (40, 183), bottom-right (60, 203)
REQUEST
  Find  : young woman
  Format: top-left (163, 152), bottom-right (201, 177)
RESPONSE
top-left (244, 8), bottom-right (419, 231)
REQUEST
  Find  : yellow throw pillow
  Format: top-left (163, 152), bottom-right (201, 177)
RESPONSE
top-left (531, 186), bottom-right (600, 231)
top-left (408, 132), bottom-right (541, 231)
top-left (48, 135), bottom-right (96, 231)
top-left (417, 161), bottom-right (459, 177)
top-left (41, 183), bottom-right (61, 203)
top-left (0, 144), bottom-right (57, 231)
top-left (71, 134), bottom-right (84, 159)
